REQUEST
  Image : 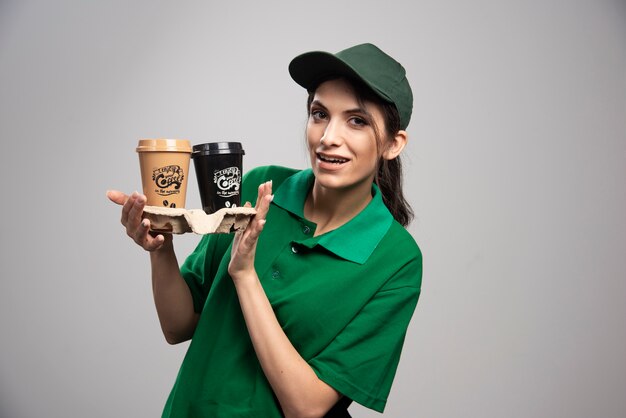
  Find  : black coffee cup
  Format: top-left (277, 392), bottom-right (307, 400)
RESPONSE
top-left (192, 142), bottom-right (245, 214)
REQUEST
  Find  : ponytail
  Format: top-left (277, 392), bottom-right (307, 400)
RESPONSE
top-left (373, 99), bottom-right (413, 227)
top-left (376, 155), bottom-right (413, 227)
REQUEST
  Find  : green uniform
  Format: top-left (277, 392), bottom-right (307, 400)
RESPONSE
top-left (162, 165), bottom-right (422, 417)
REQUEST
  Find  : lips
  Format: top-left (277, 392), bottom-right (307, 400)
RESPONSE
top-left (317, 152), bottom-right (349, 164)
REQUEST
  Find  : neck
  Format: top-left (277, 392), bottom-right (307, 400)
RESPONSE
top-left (304, 180), bottom-right (373, 237)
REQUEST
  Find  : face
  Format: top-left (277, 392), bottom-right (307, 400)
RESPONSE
top-left (306, 78), bottom-right (386, 196)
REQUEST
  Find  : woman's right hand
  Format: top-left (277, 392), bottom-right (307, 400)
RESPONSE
top-left (107, 190), bottom-right (171, 252)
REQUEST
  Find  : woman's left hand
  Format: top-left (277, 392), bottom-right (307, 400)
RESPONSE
top-left (227, 180), bottom-right (341, 416)
top-left (228, 180), bottom-right (273, 282)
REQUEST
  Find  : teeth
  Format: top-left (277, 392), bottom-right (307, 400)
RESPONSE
top-left (319, 154), bottom-right (348, 163)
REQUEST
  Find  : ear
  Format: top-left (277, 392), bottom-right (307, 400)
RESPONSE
top-left (382, 130), bottom-right (408, 160)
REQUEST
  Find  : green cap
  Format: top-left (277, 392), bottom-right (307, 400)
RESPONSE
top-left (288, 43), bottom-right (413, 130)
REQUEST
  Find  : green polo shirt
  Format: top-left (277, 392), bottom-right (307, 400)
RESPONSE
top-left (163, 165), bottom-right (422, 418)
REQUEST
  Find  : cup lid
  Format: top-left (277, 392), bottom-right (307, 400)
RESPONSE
top-left (192, 142), bottom-right (245, 156)
top-left (136, 139), bottom-right (192, 153)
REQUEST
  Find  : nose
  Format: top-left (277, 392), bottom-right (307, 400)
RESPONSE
top-left (320, 119), bottom-right (344, 147)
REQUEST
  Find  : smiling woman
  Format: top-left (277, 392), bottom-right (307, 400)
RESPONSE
top-left (302, 67), bottom-right (413, 228)
top-left (107, 43), bottom-right (422, 418)
top-left (304, 78), bottom-right (409, 234)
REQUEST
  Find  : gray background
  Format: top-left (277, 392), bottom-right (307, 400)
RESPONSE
top-left (1, 0), bottom-right (625, 417)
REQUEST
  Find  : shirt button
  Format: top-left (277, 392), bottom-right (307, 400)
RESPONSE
top-left (272, 270), bottom-right (280, 279)
top-left (302, 225), bottom-right (311, 234)
top-left (291, 245), bottom-right (298, 254)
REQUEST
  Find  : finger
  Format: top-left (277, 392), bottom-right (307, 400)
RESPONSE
top-left (133, 218), bottom-right (159, 250)
top-left (240, 214), bottom-right (266, 247)
top-left (127, 193), bottom-right (146, 232)
top-left (139, 219), bottom-right (166, 251)
top-left (146, 236), bottom-right (165, 252)
top-left (237, 231), bottom-right (258, 256)
top-left (256, 195), bottom-right (272, 221)
top-left (262, 179), bottom-right (271, 200)
top-left (107, 190), bottom-right (128, 206)
top-left (247, 218), bottom-right (266, 242)
top-left (256, 190), bottom-right (273, 220)
top-left (255, 182), bottom-right (265, 210)
top-left (255, 180), bottom-right (272, 209)
top-left (121, 191), bottom-right (138, 226)
top-left (265, 180), bottom-right (273, 200)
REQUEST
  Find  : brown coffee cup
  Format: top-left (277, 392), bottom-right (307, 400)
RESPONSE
top-left (136, 139), bottom-right (192, 208)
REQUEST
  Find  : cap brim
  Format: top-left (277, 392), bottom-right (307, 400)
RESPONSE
top-left (289, 51), bottom-right (379, 97)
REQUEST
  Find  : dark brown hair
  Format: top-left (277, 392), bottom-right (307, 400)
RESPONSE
top-left (306, 77), bottom-right (414, 227)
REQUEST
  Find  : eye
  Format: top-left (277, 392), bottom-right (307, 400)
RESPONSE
top-left (311, 109), bottom-right (328, 121)
top-left (349, 116), bottom-right (368, 127)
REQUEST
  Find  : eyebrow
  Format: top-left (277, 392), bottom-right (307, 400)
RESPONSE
top-left (309, 99), bottom-right (368, 116)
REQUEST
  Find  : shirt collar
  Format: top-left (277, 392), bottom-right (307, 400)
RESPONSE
top-left (272, 169), bottom-right (393, 264)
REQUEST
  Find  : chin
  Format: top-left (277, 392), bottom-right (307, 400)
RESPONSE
top-left (313, 170), bottom-right (373, 193)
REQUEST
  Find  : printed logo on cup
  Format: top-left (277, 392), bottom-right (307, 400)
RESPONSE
top-left (152, 165), bottom-right (185, 196)
top-left (213, 166), bottom-right (241, 198)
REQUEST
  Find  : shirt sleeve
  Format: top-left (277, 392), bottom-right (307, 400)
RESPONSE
top-left (308, 258), bottom-right (421, 413)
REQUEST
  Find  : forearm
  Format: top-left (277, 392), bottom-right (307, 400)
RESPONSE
top-left (234, 274), bottom-right (340, 418)
top-left (228, 182), bottom-right (335, 416)
top-left (150, 240), bottom-right (199, 344)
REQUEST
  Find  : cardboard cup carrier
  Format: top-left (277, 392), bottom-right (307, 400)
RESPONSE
top-left (136, 139), bottom-right (192, 208)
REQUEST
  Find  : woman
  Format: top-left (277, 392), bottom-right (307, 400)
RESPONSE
top-left (108, 43), bottom-right (422, 418)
